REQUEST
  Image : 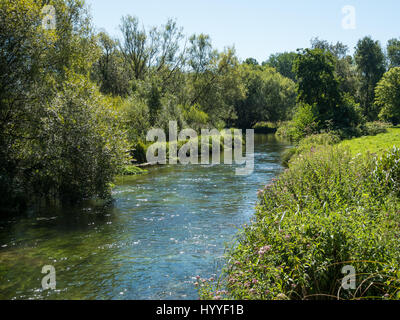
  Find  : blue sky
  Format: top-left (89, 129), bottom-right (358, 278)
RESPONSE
top-left (86, 0), bottom-right (400, 63)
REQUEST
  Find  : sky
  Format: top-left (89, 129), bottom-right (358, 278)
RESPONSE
top-left (85, 0), bottom-right (400, 63)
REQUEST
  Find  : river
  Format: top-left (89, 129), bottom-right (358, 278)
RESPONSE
top-left (0, 134), bottom-right (290, 300)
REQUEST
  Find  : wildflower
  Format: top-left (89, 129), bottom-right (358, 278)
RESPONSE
top-left (249, 288), bottom-right (257, 294)
top-left (276, 293), bottom-right (288, 300)
top-left (214, 295), bottom-right (222, 300)
top-left (252, 279), bottom-right (259, 284)
top-left (258, 245), bottom-right (272, 256)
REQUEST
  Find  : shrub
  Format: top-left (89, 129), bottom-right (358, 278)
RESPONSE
top-left (284, 103), bottom-right (319, 141)
top-left (119, 165), bottom-right (147, 176)
top-left (253, 122), bottom-right (279, 133)
top-left (362, 121), bottom-right (390, 136)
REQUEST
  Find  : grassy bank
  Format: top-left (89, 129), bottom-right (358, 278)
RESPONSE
top-left (198, 130), bottom-right (400, 300)
top-left (339, 127), bottom-right (400, 156)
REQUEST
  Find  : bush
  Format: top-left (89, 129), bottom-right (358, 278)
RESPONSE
top-left (253, 122), bottom-right (279, 133)
top-left (363, 121), bottom-right (390, 136)
top-left (279, 103), bottom-right (319, 141)
top-left (198, 146), bottom-right (400, 300)
top-left (24, 72), bottom-right (131, 203)
top-left (119, 165), bottom-right (147, 176)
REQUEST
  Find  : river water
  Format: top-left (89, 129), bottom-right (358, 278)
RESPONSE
top-left (0, 134), bottom-right (290, 300)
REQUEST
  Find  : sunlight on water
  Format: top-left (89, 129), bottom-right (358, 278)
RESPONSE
top-left (0, 134), bottom-right (290, 300)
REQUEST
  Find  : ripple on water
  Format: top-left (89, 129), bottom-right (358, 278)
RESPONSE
top-left (0, 134), bottom-right (290, 300)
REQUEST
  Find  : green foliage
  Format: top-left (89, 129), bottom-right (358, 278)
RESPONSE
top-left (294, 48), bottom-right (343, 127)
top-left (181, 104), bottom-right (209, 132)
top-left (387, 38), bottom-right (400, 68)
top-left (281, 103), bottom-right (319, 141)
top-left (235, 64), bottom-right (296, 128)
top-left (253, 122), bottom-right (279, 133)
top-left (29, 72), bottom-right (130, 202)
top-left (119, 165), bottom-right (147, 176)
top-left (281, 132), bottom-right (340, 166)
top-left (362, 121), bottom-right (390, 136)
top-left (264, 52), bottom-right (297, 81)
top-left (355, 36), bottom-right (387, 120)
top-left (373, 147), bottom-right (400, 197)
top-left (375, 67), bottom-right (400, 125)
top-left (0, 0), bottom-right (130, 210)
top-left (91, 32), bottom-right (130, 96)
top-left (199, 146), bottom-right (400, 300)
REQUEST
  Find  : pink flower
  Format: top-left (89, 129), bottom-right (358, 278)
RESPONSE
top-left (258, 245), bottom-right (272, 256)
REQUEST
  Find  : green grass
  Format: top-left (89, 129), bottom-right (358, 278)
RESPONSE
top-left (339, 127), bottom-right (400, 155)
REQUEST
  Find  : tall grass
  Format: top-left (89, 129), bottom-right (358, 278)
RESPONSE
top-left (198, 145), bottom-right (400, 300)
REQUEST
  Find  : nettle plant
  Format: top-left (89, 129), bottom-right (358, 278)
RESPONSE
top-left (198, 146), bottom-right (400, 300)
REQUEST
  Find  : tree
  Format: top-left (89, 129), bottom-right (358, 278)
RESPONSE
top-left (187, 47), bottom-right (245, 127)
top-left (310, 38), bottom-right (358, 96)
top-left (0, 0), bottom-right (129, 209)
top-left (235, 64), bottom-right (296, 128)
top-left (293, 48), bottom-right (342, 126)
top-left (264, 52), bottom-right (297, 81)
top-left (92, 32), bottom-right (130, 96)
top-left (310, 37), bottom-right (349, 59)
top-left (375, 67), bottom-right (400, 125)
top-left (387, 38), bottom-right (400, 68)
top-left (354, 36), bottom-right (386, 120)
top-left (244, 58), bottom-right (259, 66)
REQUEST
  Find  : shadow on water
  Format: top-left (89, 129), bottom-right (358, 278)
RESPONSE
top-left (0, 134), bottom-right (291, 300)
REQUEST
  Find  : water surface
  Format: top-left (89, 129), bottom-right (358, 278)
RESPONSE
top-left (0, 134), bottom-right (290, 300)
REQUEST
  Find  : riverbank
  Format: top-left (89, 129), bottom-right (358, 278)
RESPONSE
top-left (198, 128), bottom-right (400, 300)
top-left (0, 134), bottom-right (288, 300)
